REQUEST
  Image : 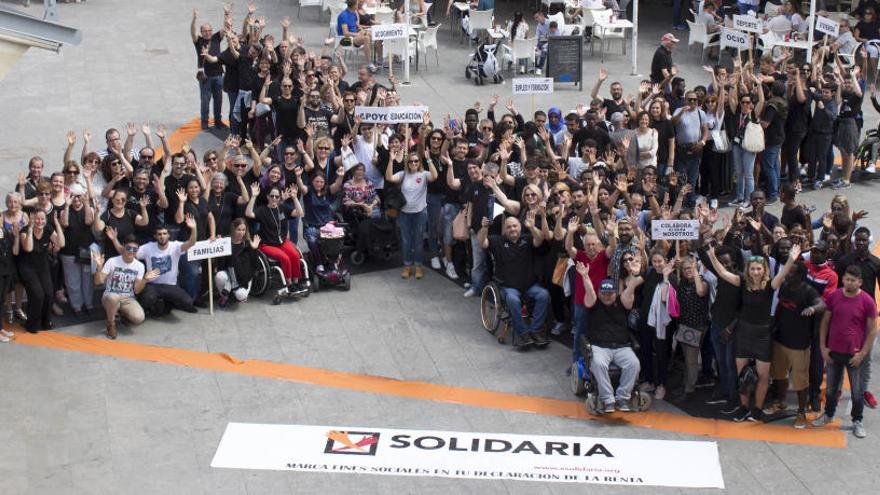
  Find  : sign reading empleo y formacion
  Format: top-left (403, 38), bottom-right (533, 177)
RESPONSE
top-left (651, 219), bottom-right (701, 240)
top-left (371, 23), bottom-right (408, 41)
top-left (720, 27), bottom-right (750, 50)
top-left (211, 423), bottom-right (725, 488)
top-left (187, 237), bottom-right (232, 261)
top-left (512, 77), bottom-right (554, 94)
top-left (354, 105), bottom-right (428, 124)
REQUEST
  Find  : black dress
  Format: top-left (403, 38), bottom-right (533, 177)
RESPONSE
top-left (735, 280), bottom-right (774, 362)
top-left (18, 225), bottom-right (54, 332)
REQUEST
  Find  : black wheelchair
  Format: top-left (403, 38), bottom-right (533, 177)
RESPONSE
top-left (479, 280), bottom-right (546, 348)
top-left (338, 209), bottom-right (399, 266)
top-left (570, 334), bottom-right (652, 414)
top-left (250, 250), bottom-right (312, 304)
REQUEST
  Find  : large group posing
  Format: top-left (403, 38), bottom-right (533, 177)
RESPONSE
top-left (0, 2), bottom-right (877, 439)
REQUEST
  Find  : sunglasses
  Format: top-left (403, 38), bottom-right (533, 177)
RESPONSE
top-left (206, 156), bottom-right (218, 162)
top-left (282, 84), bottom-right (293, 88)
top-left (268, 194), bottom-right (280, 199)
top-left (124, 246), bottom-right (139, 253)
top-left (110, 161), bottom-right (121, 166)
top-left (748, 255), bottom-right (764, 262)
top-left (64, 170), bottom-right (79, 175)
top-left (481, 126), bottom-right (493, 131)
top-left (408, 159), bottom-right (420, 163)
top-left (234, 163), bottom-right (247, 168)
top-left (524, 192), bottom-right (537, 198)
top-left (344, 98), bottom-right (355, 102)
top-left (317, 146), bottom-right (331, 151)
top-left (430, 136), bottom-right (443, 141)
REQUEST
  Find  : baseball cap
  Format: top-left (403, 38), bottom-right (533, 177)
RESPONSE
top-left (599, 279), bottom-right (617, 294)
top-left (661, 33), bottom-right (680, 43)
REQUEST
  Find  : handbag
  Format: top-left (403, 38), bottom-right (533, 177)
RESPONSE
top-left (710, 122), bottom-right (731, 153)
top-left (674, 323), bottom-right (705, 348)
top-left (196, 68), bottom-right (207, 82)
top-left (742, 120), bottom-right (765, 153)
top-left (452, 206), bottom-right (469, 241)
top-left (551, 257), bottom-right (569, 286)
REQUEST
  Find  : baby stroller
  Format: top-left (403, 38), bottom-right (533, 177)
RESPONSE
top-left (310, 221), bottom-right (352, 292)
top-left (465, 39), bottom-right (504, 86)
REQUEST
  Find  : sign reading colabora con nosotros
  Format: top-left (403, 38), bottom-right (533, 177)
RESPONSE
top-left (354, 105), bottom-right (428, 124)
top-left (651, 219), bottom-right (701, 240)
top-left (211, 423), bottom-right (725, 488)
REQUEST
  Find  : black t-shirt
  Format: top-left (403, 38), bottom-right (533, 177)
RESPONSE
top-left (672, 275), bottom-right (709, 329)
top-left (208, 192), bottom-right (240, 237)
top-left (762, 103), bottom-right (786, 147)
top-left (650, 45), bottom-right (673, 84)
top-left (775, 282), bottom-right (819, 349)
top-left (273, 94), bottom-right (303, 140)
top-left (0, 231), bottom-right (15, 275)
top-left (237, 56), bottom-right (258, 94)
top-left (857, 19), bottom-right (880, 39)
top-left (589, 300), bottom-right (631, 348)
top-left (488, 234), bottom-right (537, 292)
top-left (651, 119), bottom-right (675, 165)
top-left (126, 188), bottom-right (159, 238)
top-left (839, 91), bottom-right (863, 120)
top-left (62, 206), bottom-right (94, 255)
top-left (835, 252), bottom-right (880, 298)
top-left (740, 281), bottom-right (774, 326)
top-left (194, 32), bottom-right (223, 76)
top-left (101, 209), bottom-right (136, 255)
top-left (713, 277), bottom-right (741, 327)
top-left (181, 199), bottom-right (210, 241)
top-left (603, 98), bottom-right (626, 117)
top-left (781, 204), bottom-right (807, 231)
top-left (304, 105), bottom-right (334, 136)
top-left (224, 169), bottom-right (258, 197)
top-left (164, 174), bottom-right (197, 218)
top-left (255, 204), bottom-right (292, 246)
top-left (572, 127), bottom-right (611, 155)
top-left (461, 180), bottom-right (493, 231)
top-left (218, 49), bottom-right (240, 93)
top-left (639, 268), bottom-right (665, 318)
top-left (785, 94), bottom-right (810, 135)
top-left (444, 159), bottom-right (468, 204)
top-left (19, 224), bottom-right (53, 269)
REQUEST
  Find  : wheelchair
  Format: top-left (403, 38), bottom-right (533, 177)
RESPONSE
top-left (309, 227), bottom-right (352, 292)
top-left (250, 250), bottom-right (312, 304)
top-left (479, 280), bottom-right (546, 348)
top-left (570, 335), bottom-right (652, 415)
top-left (855, 128), bottom-right (880, 180)
top-left (338, 209), bottom-right (399, 266)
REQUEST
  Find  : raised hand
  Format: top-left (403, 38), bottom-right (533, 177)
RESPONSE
top-left (126, 122), bottom-right (136, 137)
top-left (105, 225), bottom-right (118, 240)
top-left (144, 269), bottom-right (161, 282)
top-left (66, 130), bottom-right (76, 145)
top-left (184, 213), bottom-right (197, 230)
top-left (598, 67), bottom-right (608, 81)
top-left (155, 124), bottom-right (167, 139)
top-left (176, 188), bottom-right (186, 202)
top-left (250, 182), bottom-right (260, 197)
top-left (83, 129), bottom-right (92, 143)
top-left (575, 261), bottom-right (589, 277)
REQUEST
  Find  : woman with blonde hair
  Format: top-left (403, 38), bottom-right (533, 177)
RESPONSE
top-left (708, 245), bottom-right (801, 422)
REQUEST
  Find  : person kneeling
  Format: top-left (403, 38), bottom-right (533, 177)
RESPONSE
top-left (134, 218), bottom-right (199, 316)
top-left (215, 218), bottom-right (260, 307)
top-left (577, 263), bottom-right (641, 414)
top-left (93, 236), bottom-right (160, 339)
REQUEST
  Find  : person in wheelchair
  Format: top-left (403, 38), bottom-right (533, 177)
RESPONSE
top-left (214, 218), bottom-right (260, 307)
top-left (342, 163), bottom-right (381, 254)
top-left (576, 261), bottom-right (642, 413)
top-left (244, 182), bottom-right (308, 295)
top-left (477, 211), bottom-right (551, 348)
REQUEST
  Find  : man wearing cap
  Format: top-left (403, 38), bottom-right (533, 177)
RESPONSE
top-left (478, 214), bottom-right (550, 348)
top-left (575, 263), bottom-right (641, 413)
top-left (651, 33), bottom-right (678, 84)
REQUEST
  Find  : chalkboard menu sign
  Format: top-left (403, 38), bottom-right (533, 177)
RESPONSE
top-left (546, 36), bottom-right (583, 90)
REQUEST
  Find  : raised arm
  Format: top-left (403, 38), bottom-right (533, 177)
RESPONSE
top-left (706, 246), bottom-right (741, 286)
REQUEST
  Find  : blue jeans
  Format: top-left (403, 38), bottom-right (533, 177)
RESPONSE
top-left (675, 152), bottom-right (701, 205)
top-left (501, 284), bottom-right (549, 336)
top-left (732, 144), bottom-right (756, 201)
top-left (287, 217), bottom-right (300, 245)
top-left (199, 74), bottom-right (223, 126)
top-left (398, 209), bottom-right (428, 266)
top-left (710, 321), bottom-right (737, 400)
top-left (656, 162), bottom-right (670, 179)
top-left (737, 2), bottom-right (756, 14)
top-left (671, 0), bottom-right (682, 25)
top-left (440, 203), bottom-right (460, 248)
top-left (426, 193), bottom-right (443, 259)
top-left (572, 303), bottom-right (589, 363)
top-left (761, 144), bottom-right (782, 199)
top-left (304, 225), bottom-right (321, 260)
top-left (179, 253), bottom-right (202, 300)
top-left (469, 230), bottom-right (487, 292)
top-left (824, 352), bottom-right (865, 422)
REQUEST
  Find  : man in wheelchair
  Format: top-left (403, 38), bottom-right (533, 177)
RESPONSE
top-left (577, 261), bottom-right (641, 413)
top-left (477, 211), bottom-right (550, 348)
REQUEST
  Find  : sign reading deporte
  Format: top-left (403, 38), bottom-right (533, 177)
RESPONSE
top-left (732, 14), bottom-right (762, 33)
top-left (512, 77), bottom-right (554, 94)
top-left (186, 237), bottom-right (232, 261)
top-left (651, 219), bottom-right (701, 240)
top-left (211, 423), bottom-right (725, 488)
top-left (354, 105), bottom-right (428, 124)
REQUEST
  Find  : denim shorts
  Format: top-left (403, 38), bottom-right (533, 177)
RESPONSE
top-left (441, 202), bottom-right (461, 247)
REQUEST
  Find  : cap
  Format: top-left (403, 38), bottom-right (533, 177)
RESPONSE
top-left (661, 33), bottom-right (680, 43)
top-left (599, 279), bottom-right (617, 294)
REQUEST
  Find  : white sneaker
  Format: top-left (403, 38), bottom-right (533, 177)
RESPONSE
top-left (868, 163), bottom-right (878, 174)
top-left (445, 261), bottom-right (459, 280)
top-left (0, 329), bottom-right (12, 338)
top-left (535, 68), bottom-right (543, 75)
top-left (463, 288), bottom-right (478, 297)
top-left (430, 257), bottom-right (442, 270)
top-left (317, 264), bottom-right (325, 273)
top-left (854, 420), bottom-right (867, 438)
top-left (0, 334), bottom-right (10, 343)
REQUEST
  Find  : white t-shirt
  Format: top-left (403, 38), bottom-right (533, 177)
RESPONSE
top-left (393, 170), bottom-right (430, 214)
top-left (102, 256), bottom-right (145, 297)
top-left (137, 241), bottom-right (183, 285)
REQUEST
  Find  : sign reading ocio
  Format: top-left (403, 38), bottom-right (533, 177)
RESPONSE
top-left (720, 27), bottom-right (750, 50)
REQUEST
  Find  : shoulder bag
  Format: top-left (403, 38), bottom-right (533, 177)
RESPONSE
top-left (452, 205), bottom-right (469, 241)
top-left (710, 118), bottom-right (731, 153)
top-left (742, 118), bottom-right (765, 153)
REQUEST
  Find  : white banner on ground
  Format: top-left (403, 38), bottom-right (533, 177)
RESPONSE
top-left (186, 237), bottom-right (232, 261)
top-left (371, 23), bottom-right (408, 41)
top-left (211, 423), bottom-right (725, 488)
top-left (651, 220), bottom-right (701, 240)
top-left (354, 105), bottom-right (428, 124)
top-left (815, 15), bottom-right (839, 37)
top-left (733, 14), bottom-right (762, 33)
top-left (720, 27), bottom-right (751, 50)
top-left (512, 77), bottom-right (554, 94)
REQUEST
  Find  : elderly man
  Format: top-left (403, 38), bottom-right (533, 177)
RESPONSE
top-left (650, 33), bottom-right (678, 84)
top-left (576, 264), bottom-right (642, 414)
top-left (192, 8), bottom-right (226, 130)
top-left (477, 213), bottom-right (550, 348)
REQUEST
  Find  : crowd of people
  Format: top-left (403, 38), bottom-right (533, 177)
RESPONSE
top-left (0, 2), bottom-right (877, 438)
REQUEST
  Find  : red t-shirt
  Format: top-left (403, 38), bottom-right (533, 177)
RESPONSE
top-left (574, 249), bottom-right (610, 306)
top-left (825, 288), bottom-right (878, 355)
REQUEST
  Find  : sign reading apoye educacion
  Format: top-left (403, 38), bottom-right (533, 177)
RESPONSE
top-left (354, 105), bottom-right (428, 124)
top-left (211, 423), bottom-right (725, 488)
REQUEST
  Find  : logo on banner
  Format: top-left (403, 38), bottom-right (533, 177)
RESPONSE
top-left (324, 430), bottom-right (381, 455)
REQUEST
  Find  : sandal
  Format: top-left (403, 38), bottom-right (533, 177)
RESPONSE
top-left (106, 321), bottom-right (117, 340)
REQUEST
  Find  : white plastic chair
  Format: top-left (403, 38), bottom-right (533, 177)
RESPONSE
top-left (686, 20), bottom-right (719, 63)
top-left (328, 5), bottom-right (346, 38)
top-left (374, 9), bottom-right (396, 25)
top-left (336, 36), bottom-right (364, 62)
top-left (763, 2), bottom-right (781, 16)
top-left (592, 13), bottom-right (625, 62)
top-left (298, 0), bottom-right (323, 19)
top-left (416, 23), bottom-right (442, 69)
top-left (504, 37), bottom-right (538, 73)
top-left (384, 36), bottom-right (416, 72)
top-left (468, 9), bottom-right (494, 45)
top-left (839, 41), bottom-right (862, 70)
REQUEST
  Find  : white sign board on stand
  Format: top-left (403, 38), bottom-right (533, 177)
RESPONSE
top-left (651, 220), bottom-right (701, 240)
top-left (371, 23), bottom-right (408, 41)
top-left (815, 16), bottom-right (839, 37)
top-left (720, 28), bottom-right (751, 50)
top-left (512, 77), bottom-right (555, 94)
top-left (733, 14), bottom-right (762, 33)
top-left (354, 105), bottom-right (429, 124)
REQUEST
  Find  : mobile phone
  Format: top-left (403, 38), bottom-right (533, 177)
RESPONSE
top-left (710, 199), bottom-right (718, 209)
top-left (805, 205), bottom-right (817, 213)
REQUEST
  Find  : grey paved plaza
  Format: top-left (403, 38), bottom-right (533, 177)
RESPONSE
top-left (2, 0), bottom-right (880, 493)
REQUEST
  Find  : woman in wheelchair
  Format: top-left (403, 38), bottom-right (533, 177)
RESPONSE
top-left (215, 218), bottom-right (260, 307)
top-left (245, 182), bottom-right (308, 295)
top-left (297, 167), bottom-right (345, 271)
top-left (575, 260), bottom-right (643, 413)
top-left (343, 163), bottom-right (382, 257)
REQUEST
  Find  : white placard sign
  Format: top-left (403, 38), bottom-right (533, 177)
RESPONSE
top-left (733, 14), bottom-right (762, 33)
top-left (186, 237), bottom-right (232, 261)
top-left (651, 220), bottom-right (701, 240)
top-left (815, 15), bottom-right (839, 37)
top-left (371, 23), bottom-right (408, 41)
top-left (211, 423), bottom-right (725, 488)
top-left (720, 27), bottom-right (751, 50)
top-left (354, 105), bottom-right (428, 124)
top-left (512, 77), bottom-right (554, 94)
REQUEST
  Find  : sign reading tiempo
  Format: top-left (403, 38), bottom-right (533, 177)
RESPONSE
top-left (211, 423), bottom-right (725, 488)
top-left (512, 77), bottom-right (554, 94)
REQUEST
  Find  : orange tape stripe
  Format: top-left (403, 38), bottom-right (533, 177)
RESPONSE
top-left (153, 117), bottom-right (205, 161)
top-left (9, 329), bottom-right (845, 448)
